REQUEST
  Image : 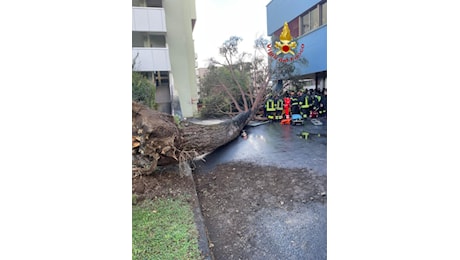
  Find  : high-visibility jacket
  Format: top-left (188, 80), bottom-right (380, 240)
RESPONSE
top-left (301, 95), bottom-right (311, 109)
top-left (265, 98), bottom-right (276, 112)
top-left (276, 98), bottom-right (284, 110)
top-left (315, 95), bottom-right (322, 103)
top-left (291, 96), bottom-right (301, 114)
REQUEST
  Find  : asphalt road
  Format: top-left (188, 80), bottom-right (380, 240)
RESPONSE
top-left (196, 118), bottom-right (327, 175)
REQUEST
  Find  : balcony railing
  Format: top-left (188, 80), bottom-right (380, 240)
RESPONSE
top-left (132, 7), bottom-right (166, 32)
top-left (132, 47), bottom-right (171, 71)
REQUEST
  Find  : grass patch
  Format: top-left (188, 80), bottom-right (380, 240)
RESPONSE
top-left (132, 197), bottom-right (201, 260)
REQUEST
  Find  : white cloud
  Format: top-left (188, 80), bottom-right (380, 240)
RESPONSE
top-left (193, 0), bottom-right (270, 68)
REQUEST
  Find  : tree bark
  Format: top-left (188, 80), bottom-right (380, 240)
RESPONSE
top-left (132, 101), bottom-right (251, 174)
top-left (180, 110), bottom-right (252, 154)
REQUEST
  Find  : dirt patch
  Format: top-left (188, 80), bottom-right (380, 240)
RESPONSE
top-left (132, 165), bottom-right (196, 202)
top-left (194, 162), bottom-right (327, 260)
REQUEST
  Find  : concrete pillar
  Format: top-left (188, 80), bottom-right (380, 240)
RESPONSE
top-left (164, 0), bottom-right (199, 118)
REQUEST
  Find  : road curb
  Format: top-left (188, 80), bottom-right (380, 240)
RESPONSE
top-left (180, 162), bottom-right (214, 260)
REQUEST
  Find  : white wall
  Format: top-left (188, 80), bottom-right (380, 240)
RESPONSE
top-left (132, 48), bottom-right (171, 71)
top-left (132, 7), bottom-right (166, 32)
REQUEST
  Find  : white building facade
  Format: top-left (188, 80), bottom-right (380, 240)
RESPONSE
top-left (132, 0), bottom-right (199, 118)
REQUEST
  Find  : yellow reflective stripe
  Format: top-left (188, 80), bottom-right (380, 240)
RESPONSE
top-left (266, 99), bottom-right (276, 111)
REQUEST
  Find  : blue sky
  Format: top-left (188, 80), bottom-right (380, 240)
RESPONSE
top-left (193, 0), bottom-right (271, 68)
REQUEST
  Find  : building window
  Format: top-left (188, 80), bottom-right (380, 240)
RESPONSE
top-left (311, 6), bottom-right (320, 31)
top-left (132, 0), bottom-right (146, 7)
top-left (132, 32), bottom-right (166, 48)
top-left (145, 34), bottom-right (166, 47)
top-left (155, 71), bottom-right (169, 87)
top-left (300, 1), bottom-right (326, 36)
top-left (301, 12), bottom-right (310, 35)
top-left (132, 0), bottom-right (162, 7)
top-left (321, 2), bottom-right (327, 26)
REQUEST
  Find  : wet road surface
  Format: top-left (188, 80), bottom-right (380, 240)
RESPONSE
top-left (251, 203), bottom-right (327, 260)
top-left (195, 119), bottom-right (327, 175)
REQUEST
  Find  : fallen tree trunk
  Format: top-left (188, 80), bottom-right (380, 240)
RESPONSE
top-left (132, 101), bottom-right (251, 174)
top-left (180, 110), bottom-right (252, 155)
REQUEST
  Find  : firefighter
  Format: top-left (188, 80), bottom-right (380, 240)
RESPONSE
top-left (275, 95), bottom-right (284, 120)
top-left (309, 89), bottom-right (320, 118)
top-left (265, 95), bottom-right (276, 120)
top-left (318, 88), bottom-right (327, 117)
top-left (290, 91), bottom-right (300, 115)
top-left (300, 89), bottom-right (312, 118)
top-left (283, 92), bottom-right (291, 118)
top-left (315, 89), bottom-right (322, 105)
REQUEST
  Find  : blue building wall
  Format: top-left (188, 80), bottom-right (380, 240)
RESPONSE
top-left (267, 0), bottom-right (320, 35)
top-left (294, 26), bottom-right (327, 76)
top-left (267, 0), bottom-right (326, 79)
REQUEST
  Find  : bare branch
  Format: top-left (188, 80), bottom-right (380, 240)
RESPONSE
top-left (216, 79), bottom-right (244, 112)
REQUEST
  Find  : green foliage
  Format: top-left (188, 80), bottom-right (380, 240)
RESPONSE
top-left (269, 56), bottom-right (309, 95)
top-left (199, 94), bottom-right (230, 118)
top-left (271, 56), bottom-right (308, 81)
top-left (132, 72), bottom-right (157, 109)
top-left (132, 197), bottom-right (201, 260)
top-left (174, 115), bottom-right (181, 126)
top-left (198, 35), bottom-right (274, 117)
top-left (199, 65), bottom-right (249, 117)
top-left (219, 36), bottom-right (242, 57)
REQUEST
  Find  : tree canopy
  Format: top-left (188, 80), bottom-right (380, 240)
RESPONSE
top-left (198, 35), bottom-right (308, 118)
top-left (198, 36), bottom-right (270, 118)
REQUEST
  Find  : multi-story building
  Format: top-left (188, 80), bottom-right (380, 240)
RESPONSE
top-left (266, 0), bottom-right (327, 91)
top-left (132, 0), bottom-right (199, 118)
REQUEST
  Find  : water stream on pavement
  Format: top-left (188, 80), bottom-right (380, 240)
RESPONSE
top-left (194, 120), bottom-right (327, 175)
